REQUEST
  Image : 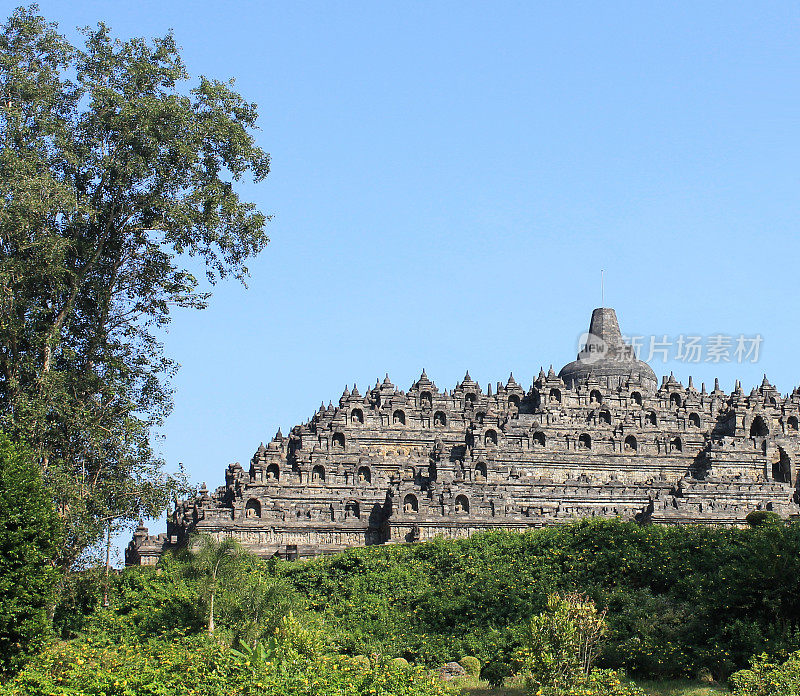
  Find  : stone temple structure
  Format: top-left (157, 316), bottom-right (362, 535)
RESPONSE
top-left (126, 308), bottom-right (800, 565)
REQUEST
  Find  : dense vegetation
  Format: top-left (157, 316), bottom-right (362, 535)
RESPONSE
top-left (4, 519), bottom-right (800, 694)
top-left (269, 519), bottom-right (800, 681)
top-left (0, 434), bottom-right (60, 677)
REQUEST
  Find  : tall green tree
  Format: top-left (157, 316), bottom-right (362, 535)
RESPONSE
top-left (0, 6), bottom-right (270, 571)
top-left (0, 432), bottom-right (60, 675)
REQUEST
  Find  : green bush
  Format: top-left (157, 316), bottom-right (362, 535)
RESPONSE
top-left (598, 587), bottom-right (694, 678)
top-left (459, 655), bottom-right (481, 676)
top-left (390, 657), bottom-right (411, 669)
top-left (745, 510), bottom-right (783, 527)
top-left (273, 519), bottom-right (800, 680)
top-left (516, 592), bottom-right (607, 694)
top-left (481, 659), bottom-right (512, 688)
top-left (730, 651), bottom-right (800, 696)
top-left (576, 669), bottom-right (646, 696)
top-left (351, 654), bottom-right (371, 669)
top-left (36, 518), bottom-right (800, 684)
top-left (0, 634), bottom-right (451, 696)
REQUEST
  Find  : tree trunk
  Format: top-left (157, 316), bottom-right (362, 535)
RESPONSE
top-left (103, 522), bottom-right (111, 607)
top-left (208, 590), bottom-right (215, 635)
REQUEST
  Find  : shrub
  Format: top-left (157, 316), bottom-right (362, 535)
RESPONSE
top-left (351, 654), bottom-right (371, 669)
top-left (391, 657), bottom-right (411, 669)
top-left (482, 658), bottom-right (512, 688)
top-left (1, 634), bottom-right (451, 696)
top-left (459, 655), bottom-right (481, 676)
top-left (598, 587), bottom-right (694, 678)
top-left (33, 518), bottom-right (800, 683)
top-left (516, 592), bottom-right (607, 694)
top-left (577, 668), bottom-right (646, 696)
top-left (273, 519), bottom-right (800, 679)
top-left (730, 651), bottom-right (800, 696)
top-left (746, 510), bottom-right (783, 527)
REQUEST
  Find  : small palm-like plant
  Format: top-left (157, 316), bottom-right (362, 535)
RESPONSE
top-left (184, 534), bottom-right (245, 635)
top-left (226, 570), bottom-right (297, 647)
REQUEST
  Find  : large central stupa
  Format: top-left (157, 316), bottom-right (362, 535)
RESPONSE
top-left (559, 308), bottom-right (658, 393)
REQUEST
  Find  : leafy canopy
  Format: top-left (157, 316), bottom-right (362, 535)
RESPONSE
top-left (0, 5), bottom-right (270, 570)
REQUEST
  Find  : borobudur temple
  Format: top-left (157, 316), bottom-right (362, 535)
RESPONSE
top-left (126, 307), bottom-right (800, 564)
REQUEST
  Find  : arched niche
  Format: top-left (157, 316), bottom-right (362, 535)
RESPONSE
top-left (245, 498), bottom-right (261, 518)
top-left (345, 500), bottom-right (360, 519)
top-left (750, 415), bottom-right (769, 438)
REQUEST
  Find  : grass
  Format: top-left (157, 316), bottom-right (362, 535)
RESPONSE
top-left (634, 680), bottom-right (730, 696)
top-left (456, 675), bottom-right (525, 695)
top-left (457, 677), bottom-right (729, 696)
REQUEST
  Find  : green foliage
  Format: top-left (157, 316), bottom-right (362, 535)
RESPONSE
top-left (219, 560), bottom-right (298, 648)
top-left (351, 655), bottom-right (371, 670)
top-left (460, 656), bottom-right (481, 677)
top-left (270, 519), bottom-right (800, 680)
top-left (0, 433), bottom-right (60, 676)
top-left (0, 634), bottom-right (451, 696)
top-left (26, 518), bottom-right (800, 686)
top-left (391, 657), bottom-right (411, 669)
top-left (482, 659), bottom-right (513, 688)
top-left (729, 651), bottom-right (800, 696)
top-left (515, 593), bottom-right (607, 695)
top-left (181, 535), bottom-right (247, 635)
top-left (78, 562), bottom-right (204, 641)
top-left (0, 4), bottom-right (270, 572)
top-left (599, 588), bottom-right (694, 678)
top-left (176, 535), bottom-right (302, 646)
top-left (745, 511), bottom-right (782, 528)
top-left (576, 669), bottom-right (646, 696)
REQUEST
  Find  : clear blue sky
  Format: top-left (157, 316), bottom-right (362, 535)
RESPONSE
top-left (20, 1), bottom-right (800, 551)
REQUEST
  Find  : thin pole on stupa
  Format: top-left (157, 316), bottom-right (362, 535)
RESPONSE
top-left (601, 269), bottom-right (604, 307)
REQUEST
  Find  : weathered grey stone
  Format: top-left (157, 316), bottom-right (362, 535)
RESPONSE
top-left (439, 662), bottom-right (467, 680)
top-left (126, 308), bottom-right (800, 565)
